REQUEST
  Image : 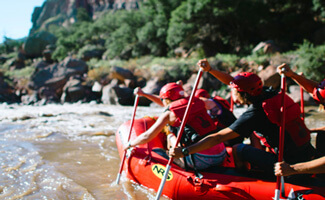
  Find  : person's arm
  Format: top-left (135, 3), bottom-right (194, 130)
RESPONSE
top-left (169, 127), bottom-right (240, 158)
top-left (198, 97), bottom-right (216, 110)
top-left (134, 87), bottom-right (164, 107)
top-left (277, 63), bottom-right (318, 94)
top-left (274, 156), bottom-right (325, 176)
top-left (125, 111), bottom-right (171, 149)
top-left (250, 132), bottom-right (264, 150)
top-left (197, 58), bottom-right (234, 85)
top-left (310, 126), bottom-right (325, 132)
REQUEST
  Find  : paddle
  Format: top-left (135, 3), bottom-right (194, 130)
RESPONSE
top-left (298, 72), bottom-right (305, 121)
top-left (155, 68), bottom-right (203, 200)
top-left (230, 92), bottom-right (234, 112)
top-left (116, 95), bottom-right (140, 185)
top-left (274, 71), bottom-right (286, 200)
top-left (300, 86), bottom-right (305, 121)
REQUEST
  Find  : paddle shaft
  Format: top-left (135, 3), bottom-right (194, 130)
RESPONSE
top-left (155, 68), bottom-right (203, 200)
top-left (230, 91), bottom-right (234, 112)
top-left (116, 95), bottom-right (140, 185)
top-left (300, 86), bottom-right (305, 121)
top-left (275, 73), bottom-right (286, 200)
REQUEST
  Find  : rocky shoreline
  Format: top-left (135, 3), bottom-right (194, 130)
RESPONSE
top-left (0, 53), bottom-right (319, 107)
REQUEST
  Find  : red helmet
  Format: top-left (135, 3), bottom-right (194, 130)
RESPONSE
top-left (195, 89), bottom-right (211, 98)
top-left (312, 79), bottom-right (325, 105)
top-left (230, 72), bottom-right (263, 96)
top-left (159, 82), bottom-right (184, 101)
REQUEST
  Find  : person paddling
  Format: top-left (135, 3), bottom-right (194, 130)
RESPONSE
top-left (126, 82), bottom-right (226, 170)
top-left (169, 59), bottom-right (316, 176)
top-left (134, 84), bottom-right (244, 147)
top-left (274, 63), bottom-right (325, 177)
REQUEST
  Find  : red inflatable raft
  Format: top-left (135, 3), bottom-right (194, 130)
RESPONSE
top-left (115, 116), bottom-right (325, 200)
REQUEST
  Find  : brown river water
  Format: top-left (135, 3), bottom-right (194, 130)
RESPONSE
top-left (0, 102), bottom-right (324, 200)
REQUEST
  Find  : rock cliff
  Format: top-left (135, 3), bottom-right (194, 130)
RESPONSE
top-left (30, 0), bottom-right (141, 35)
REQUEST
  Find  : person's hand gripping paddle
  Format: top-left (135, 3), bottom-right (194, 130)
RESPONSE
top-left (116, 95), bottom-right (140, 184)
top-left (155, 67), bottom-right (203, 200)
top-left (274, 69), bottom-right (286, 200)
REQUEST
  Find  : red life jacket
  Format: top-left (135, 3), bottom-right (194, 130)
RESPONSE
top-left (213, 96), bottom-right (231, 111)
top-left (262, 92), bottom-right (310, 147)
top-left (169, 97), bottom-right (225, 155)
top-left (169, 97), bottom-right (216, 135)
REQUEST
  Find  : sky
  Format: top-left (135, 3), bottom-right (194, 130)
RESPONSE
top-left (0, 0), bottom-right (45, 44)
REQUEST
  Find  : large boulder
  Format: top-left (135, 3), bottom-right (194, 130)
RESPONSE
top-left (110, 66), bottom-right (135, 81)
top-left (38, 86), bottom-right (59, 104)
top-left (27, 56), bottom-right (88, 103)
top-left (78, 45), bottom-right (105, 61)
top-left (0, 73), bottom-right (19, 103)
top-left (138, 77), bottom-right (165, 106)
top-left (59, 57), bottom-right (88, 77)
top-left (29, 63), bottom-right (59, 90)
top-left (258, 65), bottom-right (281, 90)
top-left (24, 31), bottom-right (57, 58)
top-left (29, 56), bottom-right (88, 90)
top-left (183, 71), bottom-right (222, 96)
top-left (60, 76), bottom-right (87, 103)
top-left (101, 79), bottom-right (119, 105)
top-left (110, 66), bottom-right (136, 88)
top-left (44, 76), bottom-right (67, 92)
top-left (101, 79), bottom-right (134, 105)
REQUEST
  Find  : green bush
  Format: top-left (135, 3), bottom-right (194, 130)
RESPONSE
top-left (288, 41), bottom-right (325, 82)
top-left (215, 54), bottom-right (240, 69)
top-left (44, 0), bottom-right (324, 61)
top-left (5, 66), bottom-right (35, 79)
top-left (0, 38), bottom-right (24, 54)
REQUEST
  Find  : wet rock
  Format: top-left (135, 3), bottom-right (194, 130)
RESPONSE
top-left (12, 115), bottom-right (35, 121)
top-left (98, 111), bottom-right (112, 117)
top-left (21, 92), bottom-right (39, 105)
top-left (92, 81), bottom-right (102, 93)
